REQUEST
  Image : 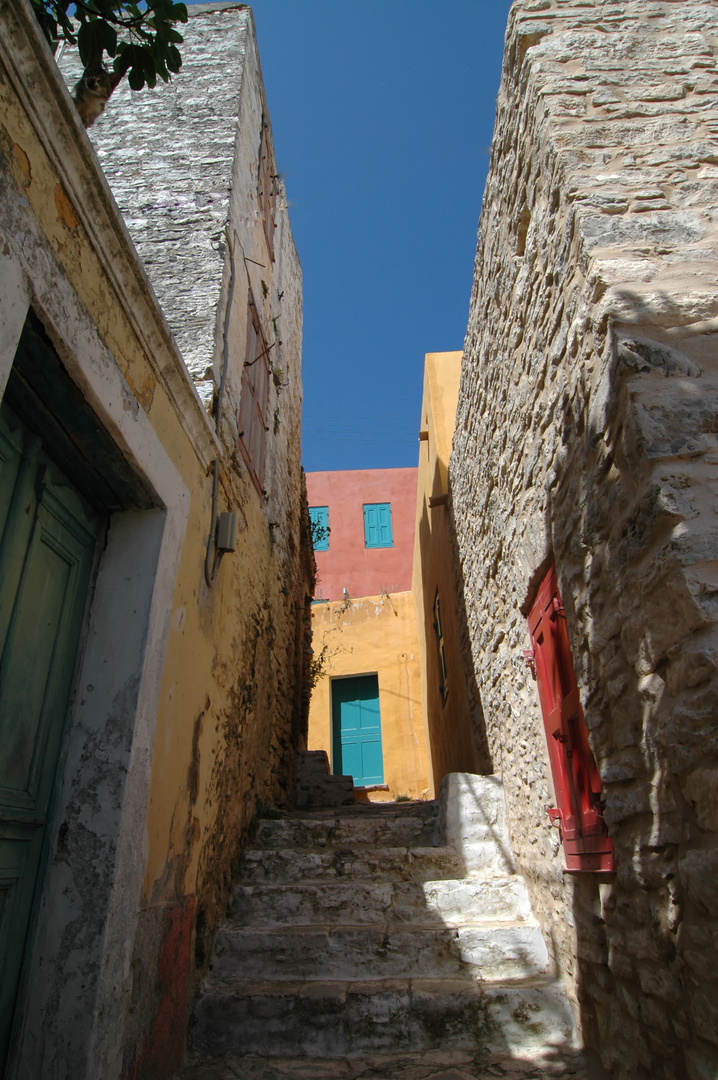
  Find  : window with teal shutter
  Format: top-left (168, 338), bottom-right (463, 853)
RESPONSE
top-left (309, 506), bottom-right (329, 550)
top-left (363, 503), bottom-right (393, 548)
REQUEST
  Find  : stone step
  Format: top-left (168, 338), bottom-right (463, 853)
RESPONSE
top-left (253, 811), bottom-right (438, 850)
top-left (181, 776), bottom-right (580, 1078)
top-left (228, 877), bottom-right (533, 928)
top-left (439, 774), bottom-right (518, 876)
top-left (179, 1047), bottom-right (593, 1080)
top-left (295, 750), bottom-right (356, 809)
top-left (296, 775), bottom-right (355, 810)
top-left (209, 922), bottom-right (551, 982)
top-left (296, 751), bottom-right (332, 777)
top-left (239, 841), bottom-right (513, 884)
top-left (191, 977), bottom-right (575, 1060)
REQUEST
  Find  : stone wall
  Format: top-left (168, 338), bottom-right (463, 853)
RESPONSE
top-left (61, 4), bottom-right (253, 401)
top-left (95, 12), bottom-right (313, 1078)
top-left (450, 3), bottom-right (718, 1078)
top-left (0, 6), bottom-right (313, 1080)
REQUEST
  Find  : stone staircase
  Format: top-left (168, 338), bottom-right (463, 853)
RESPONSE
top-left (179, 774), bottom-right (590, 1079)
top-left (295, 750), bottom-right (355, 810)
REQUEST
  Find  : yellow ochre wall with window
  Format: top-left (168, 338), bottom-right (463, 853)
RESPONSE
top-left (412, 352), bottom-right (485, 795)
top-left (0, 8), bottom-right (312, 1079)
top-left (308, 592), bottom-right (430, 801)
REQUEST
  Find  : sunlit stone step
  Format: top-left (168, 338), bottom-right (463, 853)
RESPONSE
top-left (228, 876), bottom-right (532, 928)
top-left (210, 921), bottom-right (550, 982)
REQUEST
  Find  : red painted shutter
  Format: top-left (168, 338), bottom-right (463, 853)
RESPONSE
top-left (527, 566), bottom-right (614, 873)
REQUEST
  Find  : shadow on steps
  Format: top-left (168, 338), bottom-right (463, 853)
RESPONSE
top-left (175, 773), bottom-right (606, 1080)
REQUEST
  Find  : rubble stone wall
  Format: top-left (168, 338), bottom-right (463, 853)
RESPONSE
top-left (450, 3), bottom-right (718, 1078)
top-left (48, 8), bottom-right (314, 1077)
top-left (61, 4), bottom-right (253, 399)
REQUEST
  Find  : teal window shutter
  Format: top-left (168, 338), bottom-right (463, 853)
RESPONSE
top-left (309, 506), bottom-right (329, 550)
top-left (364, 503), bottom-right (393, 548)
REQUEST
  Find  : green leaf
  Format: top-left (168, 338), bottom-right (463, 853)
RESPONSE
top-left (155, 24), bottom-right (183, 44)
top-left (166, 43), bottom-right (182, 74)
top-left (77, 17), bottom-right (118, 64)
top-left (127, 62), bottom-right (145, 91)
top-left (77, 19), bottom-right (105, 65)
top-left (142, 50), bottom-right (157, 89)
top-left (30, 0), bottom-right (58, 46)
top-left (154, 51), bottom-right (169, 81)
top-left (113, 41), bottom-right (139, 76)
top-left (96, 18), bottom-right (117, 57)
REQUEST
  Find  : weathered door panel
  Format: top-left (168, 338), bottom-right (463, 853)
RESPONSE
top-left (0, 404), bottom-right (99, 1068)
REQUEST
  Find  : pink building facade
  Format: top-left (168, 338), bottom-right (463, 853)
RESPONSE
top-left (307, 468), bottom-right (418, 601)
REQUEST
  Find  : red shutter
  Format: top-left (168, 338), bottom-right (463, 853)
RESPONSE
top-left (527, 566), bottom-right (614, 873)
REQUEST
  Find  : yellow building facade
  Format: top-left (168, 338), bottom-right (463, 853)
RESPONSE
top-left (306, 468), bottom-right (430, 801)
top-left (412, 352), bottom-right (486, 794)
top-left (309, 592), bottom-right (430, 801)
top-left (0, 7), bottom-right (311, 1079)
top-left (306, 355), bottom-right (488, 803)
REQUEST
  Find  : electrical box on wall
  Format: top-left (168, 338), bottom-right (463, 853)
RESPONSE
top-left (217, 511), bottom-right (238, 552)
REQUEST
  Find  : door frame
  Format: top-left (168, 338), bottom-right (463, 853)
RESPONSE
top-left (330, 672), bottom-right (384, 785)
top-left (0, 288), bottom-right (189, 1079)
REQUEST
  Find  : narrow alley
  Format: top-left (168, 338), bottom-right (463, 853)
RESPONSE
top-left (1, 1), bottom-right (717, 1078)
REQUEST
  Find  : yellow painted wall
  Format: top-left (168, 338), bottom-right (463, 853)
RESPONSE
top-left (0, 19), bottom-right (311, 1074)
top-left (308, 591), bottom-right (430, 801)
top-left (412, 352), bottom-right (485, 793)
top-left (0, 52), bottom-right (305, 909)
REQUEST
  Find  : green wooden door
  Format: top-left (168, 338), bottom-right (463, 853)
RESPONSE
top-left (0, 403), bottom-right (100, 1070)
top-left (332, 674), bottom-right (384, 786)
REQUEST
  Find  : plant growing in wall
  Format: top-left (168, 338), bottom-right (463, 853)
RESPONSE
top-left (309, 516), bottom-right (329, 551)
top-left (307, 642), bottom-right (332, 691)
top-left (32, 0), bottom-right (187, 126)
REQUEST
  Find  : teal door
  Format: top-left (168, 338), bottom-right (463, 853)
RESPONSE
top-left (0, 402), bottom-right (100, 1070)
top-left (331, 675), bottom-right (384, 786)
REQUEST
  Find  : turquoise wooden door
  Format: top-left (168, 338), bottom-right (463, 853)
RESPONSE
top-left (0, 403), bottom-right (100, 1070)
top-left (331, 675), bottom-right (384, 785)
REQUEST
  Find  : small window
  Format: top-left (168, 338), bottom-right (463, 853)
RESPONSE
top-left (238, 292), bottom-right (270, 494)
top-left (309, 506), bottom-right (329, 551)
top-left (433, 590), bottom-right (449, 703)
top-left (363, 503), bottom-right (393, 548)
top-left (258, 119), bottom-right (277, 259)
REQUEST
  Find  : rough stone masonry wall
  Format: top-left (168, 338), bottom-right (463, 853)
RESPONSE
top-left (450, 3), bottom-right (718, 1078)
top-left (60, 10), bottom-right (313, 1078)
top-left (60, 4), bottom-right (251, 402)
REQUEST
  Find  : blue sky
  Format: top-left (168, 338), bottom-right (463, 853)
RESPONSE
top-left (248, 0), bottom-right (514, 472)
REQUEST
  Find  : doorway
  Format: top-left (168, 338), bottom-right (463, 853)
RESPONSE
top-left (0, 399), bottom-right (102, 1068)
top-left (331, 674), bottom-right (384, 786)
top-left (0, 312), bottom-right (158, 1074)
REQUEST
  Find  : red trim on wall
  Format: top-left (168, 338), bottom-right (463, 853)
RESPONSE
top-left (527, 567), bottom-right (614, 874)
top-left (122, 896), bottom-right (197, 1080)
